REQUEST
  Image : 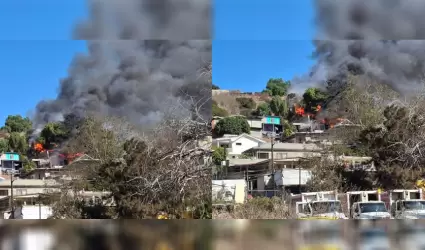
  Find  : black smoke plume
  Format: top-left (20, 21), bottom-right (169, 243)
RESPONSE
top-left (33, 0), bottom-right (211, 129)
top-left (297, 0), bottom-right (425, 96)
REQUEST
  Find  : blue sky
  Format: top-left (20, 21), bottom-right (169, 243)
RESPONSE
top-left (0, 0), bottom-right (88, 125)
top-left (213, 0), bottom-right (316, 92)
top-left (0, 0), bottom-right (315, 125)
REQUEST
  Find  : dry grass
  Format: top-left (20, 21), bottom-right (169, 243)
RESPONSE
top-left (213, 197), bottom-right (293, 219)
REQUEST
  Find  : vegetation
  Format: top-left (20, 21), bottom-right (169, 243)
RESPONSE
top-left (302, 87), bottom-right (328, 113)
top-left (281, 119), bottom-right (295, 138)
top-left (213, 197), bottom-right (291, 219)
top-left (212, 100), bottom-right (229, 117)
top-left (2, 115), bottom-right (32, 133)
top-left (262, 78), bottom-right (291, 96)
top-left (212, 146), bottom-right (227, 166)
top-left (252, 103), bottom-right (270, 117)
top-left (213, 75), bottom-right (425, 219)
top-left (0, 64), bottom-right (213, 219)
top-left (213, 116), bottom-right (250, 137)
top-left (269, 96), bottom-right (288, 117)
top-left (236, 97), bottom-right (256, 110)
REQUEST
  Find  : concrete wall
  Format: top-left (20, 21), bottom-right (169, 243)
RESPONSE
top-left (212, 179), bottom-right (247, 204)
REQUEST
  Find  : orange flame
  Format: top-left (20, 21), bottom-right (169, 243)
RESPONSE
top-left (295, 106), bottom-right (305, 116)
top-left (34, 143), bottom-right (44, 152)
top-left (316, 105), bottom-right (321, 112)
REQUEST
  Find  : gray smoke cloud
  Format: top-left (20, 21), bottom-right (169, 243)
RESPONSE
top-left (33, 0), bottom-right (211, 127)
top-left (296, 0), bottom-right (425, 95)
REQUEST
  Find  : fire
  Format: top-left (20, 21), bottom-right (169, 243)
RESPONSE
top-left (316, 105), bottom-right (321, 112)
top-left (34, 143), bottom-right (45, 152)
top-left (58, 152), bottom-right (84, 163)
top-left (295, 106), bottom-right (305, 116)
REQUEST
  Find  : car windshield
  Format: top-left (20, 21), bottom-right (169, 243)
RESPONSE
top-left (311, 201), bottom-right (342, 214)
top-left (359, 202), bottom-right (387, 213)
top-left (403, 201), bottom-right (425, 210)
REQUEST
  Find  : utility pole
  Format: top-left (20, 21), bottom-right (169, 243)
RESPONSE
top-left (10, 162), bottom-right (14, 219)
top-left (269, 123), bottom-right (277, 196)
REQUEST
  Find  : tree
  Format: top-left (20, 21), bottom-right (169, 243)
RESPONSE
top-left (325, 75), bottom-right (398, 143)
top-left (2, 115), bottom-right (32, 133)
top-left (236, 97), bottom-right (256, 110)
top-left (7, 132), bottom-right (27, 154)
top-left (302, 87), bottom-right (328, 112)
top-left (212, 84), bottom-right (220, 90)
top-left (212, 146), bottom-right (226, 166)
top-left (359, 103), bottom-right (425, 189)
top-left (269, 97), bottom-right (288, 118)
top-left (253, 103), bottom-right (271, 116)
top-left (281, 120), bottom-right (295, 138)
top-left (51, 110), bottom-right (211, 219)
top-left (21, 155), bottom-right (36, 172)
top-left (39, 122), bottom-right (68, 149)
top-left (328, 76), bottom-right (398, 129)
top-left (213, 116), bottom-right (250, 137)
top-left (262, 78), bottom-right (291, 96)
top-left (0, 139), bottom-right (8, 153)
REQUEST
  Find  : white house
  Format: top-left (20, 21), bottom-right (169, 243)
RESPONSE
top-left (212, 133), bottom-right (266, 158)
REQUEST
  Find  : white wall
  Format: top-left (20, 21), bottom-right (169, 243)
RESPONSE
top-left (275, 169), bottom-right (312, 186)
top-left (229, 137), bottom-right (261, 155)
top-left (3, 206), bottom-right (53, 220)
top-left (212, 179), bottom-right (247, 203)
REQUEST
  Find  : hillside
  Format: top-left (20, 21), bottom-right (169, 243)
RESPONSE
top-left (212, 89), bottom-right (285, 117)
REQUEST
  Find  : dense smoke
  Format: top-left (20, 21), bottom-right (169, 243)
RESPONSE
top-left (300, 0), bottom-right (425, 95)
top-left (33, 0), bottom-right (211, 128)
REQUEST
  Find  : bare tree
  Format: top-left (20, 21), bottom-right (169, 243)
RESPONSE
top-left (325, 75), bottom-right (399, 143)
top-left (50, 95), bottom-right (212, 219)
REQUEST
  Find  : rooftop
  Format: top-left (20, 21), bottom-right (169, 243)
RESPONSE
top-left (253, 143), bottom-right (322, 151)
top-left (228, 158), bottom-right (269, 166)
top-left (213, 133), bottom-right (266, 144)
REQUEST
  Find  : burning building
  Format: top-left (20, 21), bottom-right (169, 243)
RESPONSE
top-left (32, 143), bottom-right (83, 168)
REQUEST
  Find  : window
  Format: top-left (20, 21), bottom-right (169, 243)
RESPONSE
top-left (258, 153), bottom-right (269, 159)
top-left (15, 189), bottom-right (27, 195)
top-left (0, 190), bottom-right (8, 196)
top-left (235, 142), bottom-right (242, 146)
